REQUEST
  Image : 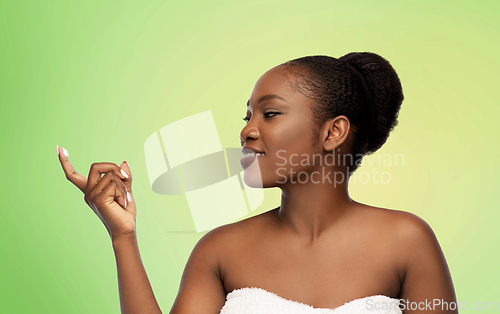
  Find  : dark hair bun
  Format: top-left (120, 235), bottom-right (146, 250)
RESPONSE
top-left (339, 52), bottom-right (404, 154)
top-left (282, 52), bottom-right (404, 172)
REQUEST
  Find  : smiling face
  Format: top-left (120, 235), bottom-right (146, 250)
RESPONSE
top-left (240, 65), bottom-right (324, 188)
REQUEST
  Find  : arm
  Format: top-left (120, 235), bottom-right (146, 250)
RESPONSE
top-left (57, 149), bottom-right (224, 313)
top-left (113, 233), bottom-right (162, 314)
top-left (170, 227), bottom-right (227, 314)
top-left (397, 213), bottom-right (458, 313)
top-left (56, 149), bottom-right (163, 313)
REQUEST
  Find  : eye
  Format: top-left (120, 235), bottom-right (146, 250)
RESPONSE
top-left (242, 112), bottom-right (280, 123)
top-left (264, 112), bottom-right (280, 118)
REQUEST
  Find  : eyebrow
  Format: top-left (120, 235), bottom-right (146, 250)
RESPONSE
top-left (247, 94), bottom-right (287, 107)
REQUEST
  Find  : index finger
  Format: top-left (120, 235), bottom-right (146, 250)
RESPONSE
top-left (57, 145), bottom-right (87, 192)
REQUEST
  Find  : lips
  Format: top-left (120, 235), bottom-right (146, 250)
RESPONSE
top-left (242, 151), bottom-right (265, 158)
top-left (241, 147), bottom-right (265, 155)
top-left (241, 146), bottom-right (265, 169)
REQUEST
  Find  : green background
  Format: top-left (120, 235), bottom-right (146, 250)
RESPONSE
top-left (1, 0), bottom-right (499, 312)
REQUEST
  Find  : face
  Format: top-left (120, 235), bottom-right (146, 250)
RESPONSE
top-left (240, 65), bottom-right (323, 188)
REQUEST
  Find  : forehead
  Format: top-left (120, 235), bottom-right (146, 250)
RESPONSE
top-left (253, 65), bottom-right (290, 92)
top-left (248, 65), bottom-right (301, 106)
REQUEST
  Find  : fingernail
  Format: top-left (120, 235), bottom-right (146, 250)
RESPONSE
top-left (125, 198), bottom-right (127, 208)
top-left (121, 168), bottom-right (129, 178)
top-left (56, 145), bottom-right (59, 156)
top-left (61, 147), bottom-right (69, 158)
top-left (127, 192), bottom-right (132, 202)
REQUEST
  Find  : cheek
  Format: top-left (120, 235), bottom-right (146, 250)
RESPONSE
top-left (269, 123), bottom-right (315, 159)
top-left (266, 136), bottom-right (317, 175)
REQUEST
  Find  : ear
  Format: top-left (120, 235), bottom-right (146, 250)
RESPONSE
top-left (322, 115), bottom-right (350, 152)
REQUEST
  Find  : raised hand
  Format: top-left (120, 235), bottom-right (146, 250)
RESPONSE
top-left (57, 145), bottom-right (137, 240)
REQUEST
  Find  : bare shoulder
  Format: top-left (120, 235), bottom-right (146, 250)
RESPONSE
top-left (383, 208), bottom-right (438, 247)
top-left (352, 204), bottom-right (443, 270)
top-left (349, 204), bottom-right (457, 309)
top-left (172, 213), bottom-right (275, 313)
top-left (358, 205), bottom-right (448, 272)
top-left (196, 207), bottom-right (278, 255)
top-left (170, 210), bottom-right (277, 313)
top-left (356, 204), bottom-right (437, 241)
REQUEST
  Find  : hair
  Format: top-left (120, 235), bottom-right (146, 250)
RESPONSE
top-left (281, 52), bottom-right (404, 173)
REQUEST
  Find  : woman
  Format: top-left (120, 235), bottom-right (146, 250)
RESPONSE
top-left (57, 52), bottom-right (457, 313)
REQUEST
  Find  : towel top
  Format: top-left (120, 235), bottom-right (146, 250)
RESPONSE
top-left (220, 287), bottom-right (403, 314)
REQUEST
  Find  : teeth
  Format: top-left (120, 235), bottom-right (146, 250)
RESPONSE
top-left (243, 152), bottom-right (265, 158)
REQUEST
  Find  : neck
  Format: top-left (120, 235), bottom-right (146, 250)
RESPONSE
top-left (276, 167), bottom-right (355, 242)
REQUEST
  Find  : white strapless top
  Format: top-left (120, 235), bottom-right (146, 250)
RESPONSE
top-left (220, 287), bottom-right (402, 314)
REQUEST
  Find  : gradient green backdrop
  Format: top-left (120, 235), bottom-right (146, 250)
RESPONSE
top-left (1, 1), bottom-right (499, 312)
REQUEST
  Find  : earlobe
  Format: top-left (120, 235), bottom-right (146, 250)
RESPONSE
top-left (323, 134), bottom-right (340, 152)
top-left (323, 137), bottom-right (335, 152)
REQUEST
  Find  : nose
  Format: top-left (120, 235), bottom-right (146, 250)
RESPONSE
top-left (240, 120), bottom-right (259, 146)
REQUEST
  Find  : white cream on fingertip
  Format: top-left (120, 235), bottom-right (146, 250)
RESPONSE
top-left (121, 169), bottom-right (129, 178)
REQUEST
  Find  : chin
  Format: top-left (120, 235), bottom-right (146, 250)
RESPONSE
top-left (242, 169), bottom-right (284, 189)
top-left (242, 168), bottom-right (264, 188)
top-left (241, 159), bottom-right (265, 188)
